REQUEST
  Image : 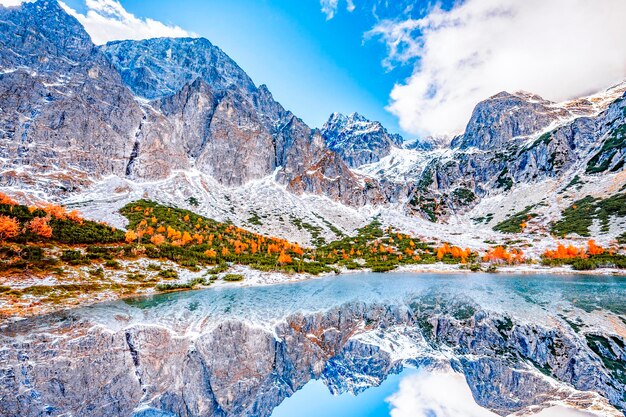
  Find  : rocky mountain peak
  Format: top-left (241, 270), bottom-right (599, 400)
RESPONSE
top-left (455, 89), bottom-right (571, 150)
top-left (321, 112), bottom-right (403, 168)
top-left (102, 36), bottom-right (256, 100)
top-left (0, 0), bottom-right (95, 69)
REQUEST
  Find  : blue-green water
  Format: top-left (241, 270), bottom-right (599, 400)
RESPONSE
top-left (5, 272), bottom-right (626, 417)
top-left (78, 272), bottom-right (626, 332)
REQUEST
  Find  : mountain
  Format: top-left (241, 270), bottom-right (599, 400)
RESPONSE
top-left (0, 0), bottom-right (152, 183)
top-left (102, 37), bottom-right (257, 100)
top-left (0, 0), bottom-right (625, 250)
top-left (3, 296), bottom-right (625, 416)
top-left (320, 112), bottom-right (403, 167)
top-left (401, 85), bottom-right (626, 218)
top-left (0, 0), bottom-right (374, 205)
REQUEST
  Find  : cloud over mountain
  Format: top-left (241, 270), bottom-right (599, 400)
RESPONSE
top-left (369, 0), bottom-right (626, 136)
top-left (59, 0), bottom-right (194, 44)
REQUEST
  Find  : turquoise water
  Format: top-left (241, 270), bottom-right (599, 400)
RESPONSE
top-left (70, 272), bottom-right (626, 332)
top-left (6, 272), bottom-right (625, 417)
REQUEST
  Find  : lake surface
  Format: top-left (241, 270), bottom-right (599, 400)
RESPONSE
top-left (80, 272), bottom-right (626, 331)
top-left (2, 272), bottom-right (626, 417)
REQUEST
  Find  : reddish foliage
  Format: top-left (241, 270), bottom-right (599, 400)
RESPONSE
top-left (0, 193), bottom-right (18, 206)
top-left (0, 215), bottom-right (20, 240)
top-left (27, 217), bottom-right (53, 238)
top-left (483, 246), bottom-right (525, 264)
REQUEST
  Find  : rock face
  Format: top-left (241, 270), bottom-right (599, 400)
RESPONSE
top-left (399, 87), bottom-right (626, 220)
top-left (321, 112), bottom-right (403, 168)
top-left (0, 0), bottom-right (374, 202)
top-left (102, 38), bottom-right (257, 101)
top-left (453, 91), bottom-right (571, 150)
top-left (0, 298), bottom-right (624, 417)
top-left (0, 0), bottom-right (142, 180)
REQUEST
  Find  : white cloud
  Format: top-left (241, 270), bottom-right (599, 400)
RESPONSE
top-left (387, 369), bottom-right (603, 417)
top-left (58, 0), bottom-right (194, 45)
top-left (320, 0), bottom-right (355, 20)
top-left (369, 0), bottom-right (626, 137)
top-left (320, 0), bottom-right (338, 20)
top-left (387, 370), bottom-right (498, 417)
top-left (0, 0), bottom-right (31, 6)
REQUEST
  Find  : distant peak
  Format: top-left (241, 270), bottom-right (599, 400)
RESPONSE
top-left (488, 90), bottom-right (550, 104)
top-left (325, 112), bottom-right (347, 125)
top-left (348, 111), bottom-right (363, 119)
top-left (34, 0), bottom-right (62, 10)
top-left (489, 91), bottom-right (514, 99)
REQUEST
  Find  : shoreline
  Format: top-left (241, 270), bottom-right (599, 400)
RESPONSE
top-left (1, 263), bottom-right (625, 324)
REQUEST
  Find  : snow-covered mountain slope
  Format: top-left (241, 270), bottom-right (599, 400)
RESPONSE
top-left (0, 0), bottom-right (374, 204)
top-left (0, 0), bottom-right (624, 250)
top-left (362, 83), bottom-right (626, 210)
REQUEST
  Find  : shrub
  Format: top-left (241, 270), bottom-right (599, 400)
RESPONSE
top-left (20, 246), bottom-right (43, 261)
top-left (158, 268), bottom-right (178, 279)
top-left (60, 249), bottom-right (87, 265)
top-left (155, 277), bottom-right (206, 291)
top-left (370, 263), bottom-right (397, 273)
top-left (146, 263), bottom-right (162, 271)
top-left (223, 273), bottom-right (244, 282)
top-left (571, 258), bottom-right (597, 271)
top-left (104, 260), bottom-right (122, 269)
top-left (206, 263), bottom-right (229, 275)
top-left (88, 267), bottom-right (105, 278)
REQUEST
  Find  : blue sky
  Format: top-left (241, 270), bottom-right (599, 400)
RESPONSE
top-left (56, 0), bottom-right (626, 138)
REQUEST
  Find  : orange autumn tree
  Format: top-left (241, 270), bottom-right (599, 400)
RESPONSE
top-left (27, 217), bottom-right (53, 238)
top-left (181, 231), bottom-right (193, 245)
top-left (543, 243), bottom-right (586, 260)
top-left (150, 234), bottom-right (165, 245)
top-left (436, 243), bottom-right (472, 263)
top-left (277, 251), bottom-right (293, 265)
top-left (483, 246), bottom-right (524, 264)
top-left (40, 203), bottom-right (68, 220)
top-left (0, 192), bottom-right (18, 206)
top-left (125, 229), bottom-right (137, 243)
top-left (587, 239), bottom-right (604, 255)
top-left (543, 240), bottom-right (605, 260)
top-left (0, 215), bottom-right (20, 240)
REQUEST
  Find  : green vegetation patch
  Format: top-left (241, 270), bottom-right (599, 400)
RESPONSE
top-left (247, 211), bottom-right (263, 226)
top-left (493, 206), bottom-right (537, 234)
top-left (472, 213), bottom-right (494, 225)
top-left (290, 215), bottom-right (326, 246)
top-left (526, 130), bottom-right (554, 151)
top-left (452, 187), bottom-right (476, 206)
top-left (223, 273), bottom-right (244, 282)
top-left (551, 193), bottom-right (626, 237)
top-left (496, 167), bottom-right (513, 191)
